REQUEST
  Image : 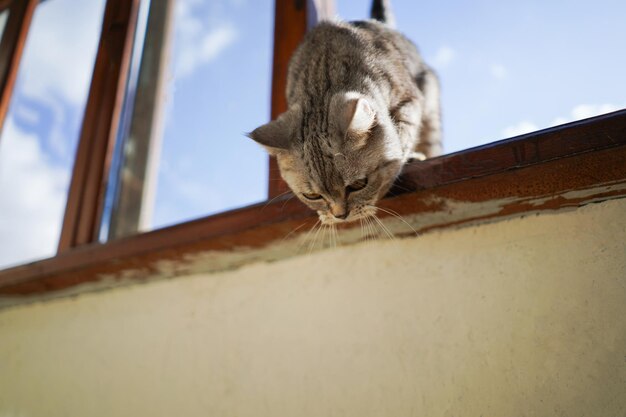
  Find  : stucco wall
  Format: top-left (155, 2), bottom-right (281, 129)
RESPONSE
top-left (1, 198), bottom-right (625, 417)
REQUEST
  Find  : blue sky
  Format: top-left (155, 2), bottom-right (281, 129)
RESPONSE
top-left (147, 0), bottom-right (273, 230)
top-left (0, 0), bottom-right (625, 268)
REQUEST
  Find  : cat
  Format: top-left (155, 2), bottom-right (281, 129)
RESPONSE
top-left (248, 0), bottom-right (442, 225)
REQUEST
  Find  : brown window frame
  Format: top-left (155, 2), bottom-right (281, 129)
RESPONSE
top-left (58, 0), bottom-right (141, 250)
top-left (0, 0), bottom-right (625, 299)
top-left (0, 0), bottom-right (37, 131)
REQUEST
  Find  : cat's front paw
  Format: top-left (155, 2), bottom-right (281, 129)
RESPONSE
top-left (407, 151), bottom-right (427, 162)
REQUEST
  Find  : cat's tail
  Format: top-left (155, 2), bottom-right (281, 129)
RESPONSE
top-left (370, 0), bottom-right (395, 28)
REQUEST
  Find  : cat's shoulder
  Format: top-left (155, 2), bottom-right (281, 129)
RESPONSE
top-left (296, 19), bottom-right (405, 58)
top-left (306, 19), bottom-right (391, 38)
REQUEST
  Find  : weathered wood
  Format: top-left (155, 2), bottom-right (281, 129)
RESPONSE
top-left (0, 0), bottom-right (37, 134)
top-left (393, 109), bottom-right (626, 193)
top-left (0, 1), bottom-right (13, 11)
top-left (58, 0), bottom-right (140, 251)
top-left (267, 0), bottom-right (308, 198)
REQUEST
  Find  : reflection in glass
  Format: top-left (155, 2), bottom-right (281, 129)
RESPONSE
top-left (0, 9), bottom-right (8, 38)
top-left (0, 0), bottom-right (105, 269)
top-left (103, 0), bottom-right (273, 239)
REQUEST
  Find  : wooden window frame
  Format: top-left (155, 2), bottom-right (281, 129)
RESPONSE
top-left (58, 0), bottom-right (141, 251)
top-left (0, 0), bottom-right (37, 131)
top-left (0, 0), bottom-right (625, 300)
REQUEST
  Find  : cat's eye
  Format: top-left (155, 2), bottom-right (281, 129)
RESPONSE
top-left (347, 178), bottom-right (368, 193)
top-left (302, 192), bottom-right (323, 201)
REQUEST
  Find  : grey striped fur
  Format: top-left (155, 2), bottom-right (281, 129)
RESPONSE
top-left (249, 3), bottom-right (442, 225)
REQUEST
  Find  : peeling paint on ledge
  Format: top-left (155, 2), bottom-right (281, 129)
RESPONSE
top-left (1, 180), bottom-right (625, 309)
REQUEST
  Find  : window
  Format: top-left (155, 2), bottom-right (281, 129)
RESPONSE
top-left (0, 0), bottom-right (106, 269)
top-left (101, 0), bottom-right (274, 240)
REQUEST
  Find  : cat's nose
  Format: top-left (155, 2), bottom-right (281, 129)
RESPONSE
top-left (333, 212), bottom-right (349, 220)
top-left (330, 203), bottom-right (349, 220)
top-left (331, 207), bottom-right (349, 220)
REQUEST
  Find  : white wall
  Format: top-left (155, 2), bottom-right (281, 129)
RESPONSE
top-left (1, 199), bottom-right (625, 417)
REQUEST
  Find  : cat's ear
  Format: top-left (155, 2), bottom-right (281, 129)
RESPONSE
top-left (247, 109), bottom-right (296, 155)
top-left (345, 96), bottom-right (376, 135)
top-left (332, 92), bottom-right (376, 149)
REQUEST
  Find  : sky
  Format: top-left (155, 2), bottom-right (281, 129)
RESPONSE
top-left (0, 0), bottom-right (625, 269)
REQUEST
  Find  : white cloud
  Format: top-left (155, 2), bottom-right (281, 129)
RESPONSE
top-left (18, 0), bottom-right (106, 104)
top-left (175, 25), bottom-right (238, 78)
top-left (502, 121), bottom-right (539, 138)
top-left (0, 120), bottom-right (68, 269)
top-left (490, 64), bottom-right (508, 80)
top-left (502, 103), bottom-right (622, 138)
top-left (173, 0), bottom-right (239, 78)
top-left (552, 103), bottom-right (620, 126)
top-left (430, 45), bottom-right (455, 69)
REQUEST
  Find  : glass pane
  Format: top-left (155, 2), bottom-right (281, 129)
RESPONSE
top-left (0, 0), bottom-right (105, 269)
top-left (103, 0), bottom-right (273, 239)
top-left (337, 1), bottom-right (626, 154)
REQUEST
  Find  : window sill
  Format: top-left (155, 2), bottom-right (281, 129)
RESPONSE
top-left (1, 110), bottom-right (625, 306)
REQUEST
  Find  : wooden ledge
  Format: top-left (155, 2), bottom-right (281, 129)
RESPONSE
top-left (1, 110), bottom-right (625, 302)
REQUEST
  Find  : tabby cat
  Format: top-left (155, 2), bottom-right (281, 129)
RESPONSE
top-left (248, 0), bottom-right (441, 225)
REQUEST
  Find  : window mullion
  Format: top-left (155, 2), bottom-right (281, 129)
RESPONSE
top-left (268, 0), bottom-right (335, 198)
top-left (57, 0), bottom-right (141, 252)
top-left (0, 0), bottom-right (37, 135)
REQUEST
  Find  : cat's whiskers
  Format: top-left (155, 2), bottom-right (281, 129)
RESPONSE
top-left (297, 219), bottom-right (321, 253)
top-left (318, 224), bottom-right (326, 250)
top-left (361, 215), bottom-right (374, 244)
top-left (359, 217), bottom-right (366, 243)
top-left (280, 194), bottom-right (296, 210)
top-left (386, 182), bottom-right (415, 196)
top-left (363, 214), bottom-right (377, 240)
top-left (327, 223), bottom-right (334, 248)
top-left (261, 190), bottom-right (292, 211)
top-left (372, 214), bottom-right (396, 240)
top-left (282, 220), bottom-right (311, 243)
top-left (360, 213), bottom-right (370, 241)
top-left (307, 220), bottom-right (325, 254)
top-left (370, 205), bottom-right (420, 236)
top-left (322, 224), bottom-right (330, 249)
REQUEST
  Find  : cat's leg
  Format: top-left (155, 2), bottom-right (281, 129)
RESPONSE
top-left (415, 69), bottom-right (443, 158)
top-left (391, 97), bottom-right (424, 162)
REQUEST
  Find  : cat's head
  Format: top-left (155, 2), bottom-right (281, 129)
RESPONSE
top-left (248, 92), bottom-right (404, 224)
